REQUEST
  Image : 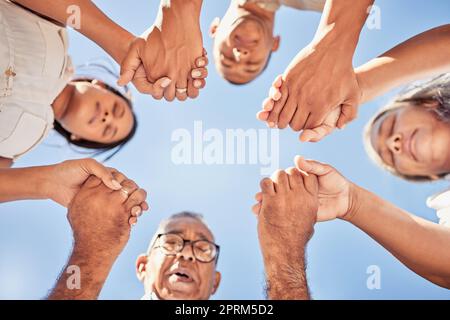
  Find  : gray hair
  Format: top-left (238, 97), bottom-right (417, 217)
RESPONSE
top-left (363, 73), bottom-right (450, 182)
top-left (146, 211), bottom-right (213, 254)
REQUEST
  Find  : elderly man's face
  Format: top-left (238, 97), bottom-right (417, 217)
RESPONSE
top-left (136, 217), bottom-right (221, 300)
top-left (210, 14), bottom-right (280, 84)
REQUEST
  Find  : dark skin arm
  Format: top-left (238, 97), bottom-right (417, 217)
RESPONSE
top-left (48, 172), bottom-right (148, 299)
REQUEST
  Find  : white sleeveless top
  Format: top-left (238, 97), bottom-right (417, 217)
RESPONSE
top-left (0, 0), bottom-right (73, 160)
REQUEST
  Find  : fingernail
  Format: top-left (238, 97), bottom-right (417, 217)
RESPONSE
top-left (161, 78), bottom-right (171, 88)
top-left (134, 208), bottom-right (142, 217)
top-left (194, 80), bottom-right (202, 88)
top-left (192, 70), bottom-right (202, 78)
top-left (268, 122), bottom-right (275, 128)
top-left (198, 59), bottom-right (205, 67)
top-left (112, 180), bottom-right (122, 189)
top-left (273, 91), bottom-right (281, 100)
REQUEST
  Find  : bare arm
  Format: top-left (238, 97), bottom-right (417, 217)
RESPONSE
top-left (0, 159), bottom-right (123, 207)
top-left (262, 242), bottom-right (310, 300)
top-left (48, 174), bottom-right (148, 299)
top-left (47, 245), bottom-right (116, 300)
top-left (357, 24), bottom-right (450, 104)
top-left (0, 166), bottom-right (53, 203)
top-left (350, 185), bottom-right (450, 288)
top-left (263, 0), bottom-right (374, 130)
top-left (12, 0), bottom-right (134, 64)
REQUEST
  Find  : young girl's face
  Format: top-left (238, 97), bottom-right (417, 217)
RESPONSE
top-left (370, 103), bottom-right (450, 178)
top-left (58, 81), bottom-right (134, 144)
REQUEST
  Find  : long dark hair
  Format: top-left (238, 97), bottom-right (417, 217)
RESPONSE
top-left (53, 81), bottom-right (138, 162)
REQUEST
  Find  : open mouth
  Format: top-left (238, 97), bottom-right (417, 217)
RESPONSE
top-left (168, 268), bottom-right (195, 283)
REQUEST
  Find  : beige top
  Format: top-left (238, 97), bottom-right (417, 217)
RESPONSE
top-left (240, 0), bottom-right (325, 12)
top-left (0, 0), bottom-right (73, 160)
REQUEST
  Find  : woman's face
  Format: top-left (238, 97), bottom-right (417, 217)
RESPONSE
top-left (370, 103), bottom-right (450, 178)
top-left (59, 81), bottom-right (134, 144)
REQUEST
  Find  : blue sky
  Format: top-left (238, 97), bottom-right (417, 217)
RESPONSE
top-left (1, 0), bottom-right (450, 300)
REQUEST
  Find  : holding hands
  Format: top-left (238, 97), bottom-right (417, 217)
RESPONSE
top-left (118, 0), bottom-right (208, 101)
top-left (257, 44), bottom-right (362, 142)
top-left (253, 156), bottom-right (358, 225)
top-left (68, 171), bottom-right (148, 257)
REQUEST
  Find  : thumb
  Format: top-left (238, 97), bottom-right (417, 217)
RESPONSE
top-left (118, 43), bottom-right (142, 86)
top-left (336, 103), bottom-right (358, 129)
top-left (82, 159), bottom-right (122, 190)
top-left (294, 156), bottom-right (332, 177)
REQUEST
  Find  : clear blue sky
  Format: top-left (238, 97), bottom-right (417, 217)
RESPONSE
top-left (1, 0), bottom-right (450, 300)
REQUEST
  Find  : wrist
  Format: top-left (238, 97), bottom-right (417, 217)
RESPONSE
top-left (342, 183), bottom-right (365, 223)
top-left (259, 231), bottom-right (308, 264)
top-left (36, 165), bottom-right (57, 201)
top-left (72, 242), bottom-right (119, 268)
top-left (355, 64), bottom-right (376, 104)
top-left (156, 0), bottom-right (201, 30)
top-left (110, 30), bottom-right (136, 65)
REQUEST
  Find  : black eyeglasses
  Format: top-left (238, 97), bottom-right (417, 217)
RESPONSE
top-left (153, 233), bottom-right (220, 264)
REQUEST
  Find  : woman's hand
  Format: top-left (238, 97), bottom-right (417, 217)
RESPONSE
top-left (118, 1), bottom-right (206, 101)
top-left (118, 35), bottom-right (208, 101)
top-left (44, 158), bottom-right (123, 208)
top-left (257, 75), bottom-right (343, 142)
top-left (294, 156), bottom-right (356, 222)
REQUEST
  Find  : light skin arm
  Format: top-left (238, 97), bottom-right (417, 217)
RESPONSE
top-left (261, 24), bottom-right (450, 143)
top-left (357, 24), bottom-right (450, 104)
top-left (12, 0), bottom-right (133, 64)
top-left (293, 157), bottom-right (450, 289)
top-left (11, 0), bottom-right (209, 98)
top-left (350, 186), bottom-right (450, 288)
top-left (0, 159), bottom-right (123, 207)
top-left (263, 0), bottom-right (374, 130)
top-left (0, 165), bottom-right (55, 203)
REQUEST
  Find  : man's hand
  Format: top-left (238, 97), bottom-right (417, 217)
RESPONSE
top-left (48, 171), bottom-right (148, 300)
top-left (252, 168), bottom-right (319, 299)
top-left (258, 75), bottom-right (342, 142)
top-left (254, 169), bottom-right (319, 244)
top-left (68, 171), bottom-right (148, 256)
top-left (257, 0), bottom-right (376, 140)
top-left (43, 159), bottom-right (123, 208)
top-left (118, 0), bottom-right (206, 101)
top-left (253, 157), bottom-right (358, 222)
top-left (261, 44), bottom-right (361, 132)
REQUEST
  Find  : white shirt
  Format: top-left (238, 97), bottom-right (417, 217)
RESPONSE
top-left (240, 0), bottom-right (325, 12)
top-left (141, 292), bottom-right (160, 300)
top-left (427, 189), bottom-right (450, 227)
top-left (0, 0), bottom-right (73, 160)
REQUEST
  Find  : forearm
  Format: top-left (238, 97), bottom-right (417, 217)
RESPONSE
top-left (47, 245), bottom-right (117, 300)
top-left (262, 243), bottom-right (310, 300)
top-left (348, 186), bottom-right (450, 288)
top-left (0, 166), bottom-right (53, 203)
top-left (356, 24), bottom-right (450, 103)
top-left (313, 0), bottom-right (374, 53)
top-left (12, 0), bottom-right (134, 63)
